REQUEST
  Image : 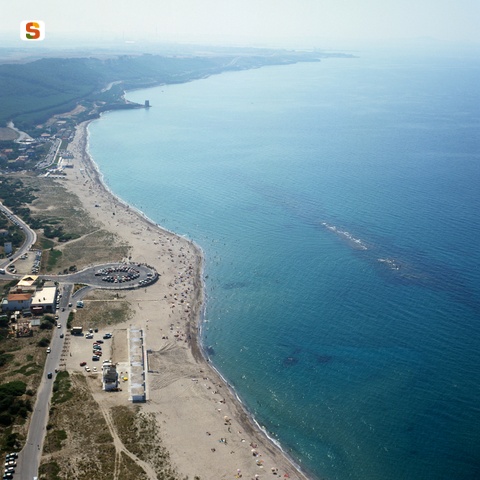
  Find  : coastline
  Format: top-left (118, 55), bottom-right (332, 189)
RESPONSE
top-left (62, 119), bottom-right (312, 480)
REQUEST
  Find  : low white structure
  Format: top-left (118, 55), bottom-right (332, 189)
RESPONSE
top-left (128, 326), bottom-right (146, 403)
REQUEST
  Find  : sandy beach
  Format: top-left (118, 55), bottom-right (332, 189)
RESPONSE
top-left (60, 120), bottom-right (311, 480)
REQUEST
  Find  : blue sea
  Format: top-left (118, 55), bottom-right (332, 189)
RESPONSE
top-left (88, 48), bottom-right (480, 480)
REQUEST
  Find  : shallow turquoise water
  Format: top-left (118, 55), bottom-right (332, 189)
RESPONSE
top-left (88, 50), bottom-right (480, 479)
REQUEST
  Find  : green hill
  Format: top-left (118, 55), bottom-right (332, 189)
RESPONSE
top-left (0, 51), bottom-right (325, 132)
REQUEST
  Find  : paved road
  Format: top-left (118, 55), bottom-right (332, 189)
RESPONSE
top-left (15, 286), bottom-right (72, 480)
top-left (0, 201), bottom-right (37, 271)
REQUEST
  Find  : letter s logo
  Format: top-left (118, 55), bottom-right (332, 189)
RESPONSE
top-left (26, 22), bottom-right (40, 39)
top-left (21, 21), bottom-right (45, 41)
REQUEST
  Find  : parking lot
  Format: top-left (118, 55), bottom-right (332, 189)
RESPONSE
top-left (66, 329), bottom-right (113, 373)
top-left (43, 262), bottom-right (158, 290)
top-left (62, 327), bottom-right (131, 396)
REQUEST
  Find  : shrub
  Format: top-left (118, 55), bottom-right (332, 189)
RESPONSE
top-left (0, 380), bottom-right (27, 397)
top-left (38, 337), bottom-right (50, 347)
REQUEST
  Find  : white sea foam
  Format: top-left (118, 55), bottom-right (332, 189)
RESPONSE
top-left (321, 222), bottom-right (368, 250)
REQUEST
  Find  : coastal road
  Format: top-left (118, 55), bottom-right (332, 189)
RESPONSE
top-left (15, 286), bottom-right (73, 479)
top-left (0, 200), bottom-right (37, 269)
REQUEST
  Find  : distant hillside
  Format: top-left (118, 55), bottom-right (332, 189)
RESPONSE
top-left (0, 51), bottom-right (329, 132)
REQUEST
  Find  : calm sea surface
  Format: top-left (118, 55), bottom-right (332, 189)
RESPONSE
top-left (88, 49), bottom-right (480, 480)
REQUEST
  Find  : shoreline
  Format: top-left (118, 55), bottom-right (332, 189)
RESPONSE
top-left (63, 119), bottom-right (313, 480)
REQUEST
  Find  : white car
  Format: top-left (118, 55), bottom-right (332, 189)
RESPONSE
top-left (46, 348), bottom-right (51, 354)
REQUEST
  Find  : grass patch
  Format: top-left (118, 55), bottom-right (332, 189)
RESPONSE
top-left (73, 284), bottom-right (87, 293)
top-left (40, 237), bottom-right (55, 249)
top-left (96, 432), bottom-right (114, 444)
top-left (38, 460), bottom-right (61, 480)
top-left (46, 249), bottom-right (62, 272)
top-left (0, 353), bottom-right (14, 368)
top-left (118, 451), bottom-right (149, 479)
top-left (46, 429), bottom-right (67, 452)
top-left (52, 371), bottom-right (73, 404)
top-left (10, 362), bottom-right (40, 377)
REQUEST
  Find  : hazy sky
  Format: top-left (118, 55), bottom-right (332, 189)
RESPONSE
top-left (3, 0), bottom-right (480, 48)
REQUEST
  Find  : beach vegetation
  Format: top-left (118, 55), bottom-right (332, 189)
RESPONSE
top-left (40, 372), bottom-right (139, 477)
top-left (37, 337), bottom-right (50, 347)
top-left (0, 381), bottom-right (28, 426)
top-left (0, 352), bottom-right (14, 367)
top-left (45, 248), bottom-right (62, 271)
top-left (66, 311), bottom-right (74, 329)
top-left (111, 405), bottom-right (181, 479)
top-left (10, 362), bottom-right (40, 377)
top-left (38, 460), bottom-right (61, 480)
top-left (52, 371), bottom-right (73, 404)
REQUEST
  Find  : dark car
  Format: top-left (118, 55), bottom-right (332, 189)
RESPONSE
top-left (80, 362), bottom-right (87, 367)
top-left (47, 372), bottom-right (53, 379)
top-left (92, 355), bottom-right (100, 361)
top-left (60, 333), bottom-right (64, 338)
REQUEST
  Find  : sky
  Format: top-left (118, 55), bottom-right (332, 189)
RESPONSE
top-left (2, 0), bottom-right (480, 49)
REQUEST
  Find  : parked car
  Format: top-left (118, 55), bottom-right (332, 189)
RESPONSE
top-left (46, 347), bottom-right (51, 354)
top-left (80, 362), bottom-right (87, 367)
top-left (92, 355), bottom-right (100, 361)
